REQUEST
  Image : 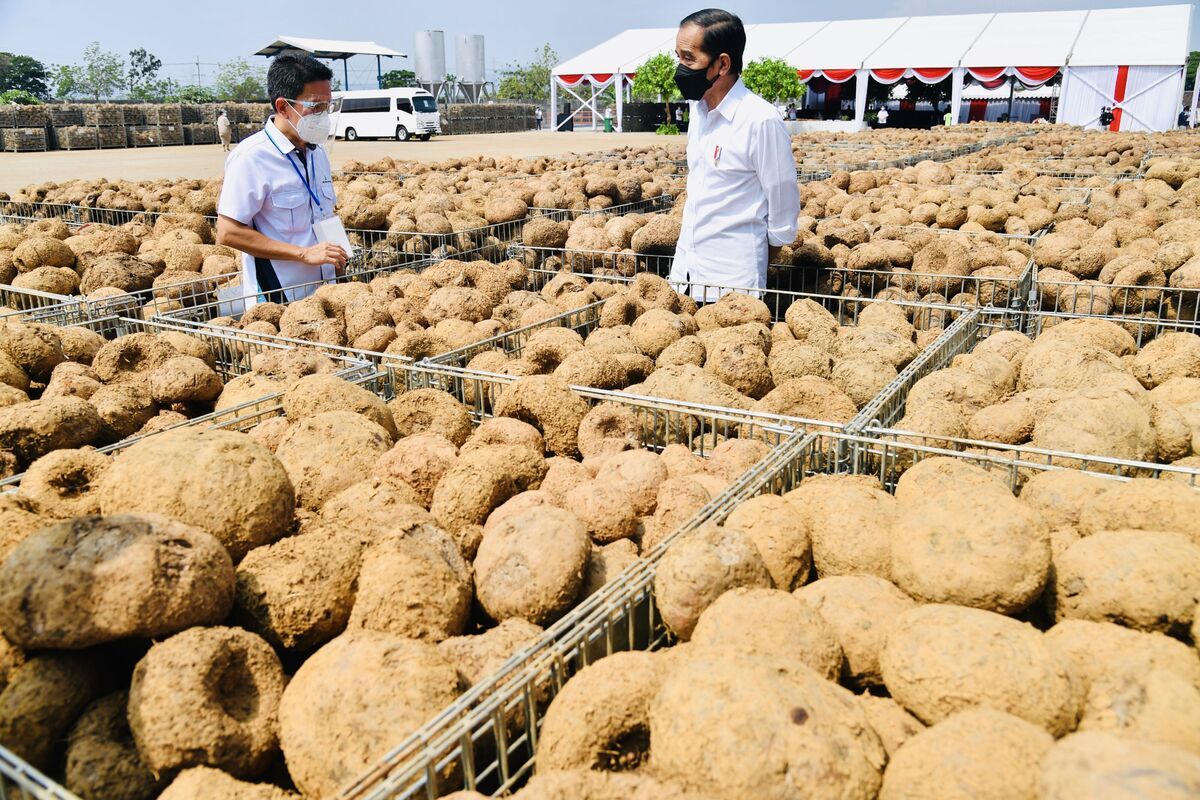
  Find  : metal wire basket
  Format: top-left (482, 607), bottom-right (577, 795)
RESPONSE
top-left (342, 415), bottom-right (1179, 800)
top-left (528, 194), bottom-right (673, 223)
top-left (0, 317), bottom-right (375, 492)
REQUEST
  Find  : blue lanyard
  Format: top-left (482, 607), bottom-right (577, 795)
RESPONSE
top-left (266, 121), bottom-right (322, 215)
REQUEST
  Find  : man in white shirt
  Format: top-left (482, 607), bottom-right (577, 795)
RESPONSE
top-left (216, 53), bottom-right (348, 306)
top-left (668, 9), bottom-right (800, 301)
top-left (876, 106), bottom-right (889, 127)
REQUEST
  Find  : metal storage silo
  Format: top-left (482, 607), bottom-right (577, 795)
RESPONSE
top-left (414, 30), bottom-right (448, 101)
top-left (455, 34), bottom-right (490, 103)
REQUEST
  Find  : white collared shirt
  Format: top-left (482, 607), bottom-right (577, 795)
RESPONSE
top-left (669, 78), bottom-right (800, 301)
top-left (217, 117), bottom-right (337, 304)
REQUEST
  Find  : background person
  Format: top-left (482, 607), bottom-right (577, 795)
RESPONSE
top-left (877, 105), bottom-right (889, 127)
top-left (217, 109), bottom-right (232, 151)
top-left (667, 8), bottom-right (800, 301)
top-left (216, 53), bottom-right (347, 306)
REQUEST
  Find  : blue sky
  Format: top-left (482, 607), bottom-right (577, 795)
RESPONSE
top-left (1, 0), bottom-right (1195, 91)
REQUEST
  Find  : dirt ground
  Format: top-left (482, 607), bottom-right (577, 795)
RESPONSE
top-left (0, 130), bottom-right (671, 193)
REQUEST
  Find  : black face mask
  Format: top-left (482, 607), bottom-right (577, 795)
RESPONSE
top-left (675, 60), bottom-right (719, 101)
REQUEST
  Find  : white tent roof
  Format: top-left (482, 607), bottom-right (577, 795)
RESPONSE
top-left (553, 5), bottom-right (1191, 80)
top-left (1069, 5), bottom-right (1192, 66)
top-left (861, 13), bottom-right (994, 69)
top-left (255, 36), bottom-right (407, 60)
top-left (959, 10), bottom-right (1088, 69)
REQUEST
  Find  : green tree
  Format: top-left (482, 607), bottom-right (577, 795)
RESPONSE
top-left (214, 57), bottom-right (266, 102)
top-left (51, 64), bottom-right (83, 99)
top-left (742, 57), bottom-right (805, 104)
top-left (130, 77), bottom-right (180, 102)
top-left (381, 69), bottom-right (417, 89)
top-left (127, 48), bottom-right (162, 94)
top-left (496, 44), bottom-right (558, 101)
top-left (1187, 50), bottom-right (1199, 91)
top-left (0, 53), bottom-right (50, 99)
top-left (0, 89), bottom-right (43, 105)
top-left (77, 42), bottom-right (124, 100)
top-left (631, 52), bottom-right (679, 125)
top-left (173, 84), bottom-right (219, 104)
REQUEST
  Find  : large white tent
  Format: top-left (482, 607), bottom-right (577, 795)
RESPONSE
top-left (551, 5), bottom-right (1192, 132)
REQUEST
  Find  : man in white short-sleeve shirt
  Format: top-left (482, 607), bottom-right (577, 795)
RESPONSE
top-left (668, 8), bottom-right (799, 302)
top-left (217, 53), bottom-right (347, 306)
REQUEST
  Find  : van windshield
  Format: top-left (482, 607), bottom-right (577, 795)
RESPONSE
top-left (413, 96), bottom-right (438, 113)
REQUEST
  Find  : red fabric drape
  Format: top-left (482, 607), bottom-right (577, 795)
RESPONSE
top-left (797, 69), bottom-right (815, 82)
top-left (822, 69), bottom-right (857, 83)
top-left (807, 76), bottom-right (830, 94)
top-left (900, 99), bottom-right (916, 111)
top-left (913, 67), bottom-right (952, 81)
top-left (968, 99), bottom-right (987, 121)
top-left (558, 74), bottom-right (584, 86)
top-left (871, 68), bottom-right (906, 83)
top-left (967, 67), bottom-right (1006, 82)
top-left (1039, 98), bottom-right (1052, 119)
top-left (980, 76), bottom-right (1008, 89)
top-left (1111, 65), bottom-right (1130, 131)
top-left (1014, 67), bottom-right (1059, 85)
top-left (589, 73), bottom-right (613, 84)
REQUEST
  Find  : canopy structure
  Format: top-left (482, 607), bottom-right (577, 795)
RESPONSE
top-left (553, 5), bottom-right (1192, 132)
top-left (256, 36), bottom-right (408, 91)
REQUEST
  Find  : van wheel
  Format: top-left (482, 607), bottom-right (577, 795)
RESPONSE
top-left (344, 128), bottom-right (358, 141)
top-left (396, 126), bottom-right (410, 142)
top-left (418, 133), bottom-right (432, 141)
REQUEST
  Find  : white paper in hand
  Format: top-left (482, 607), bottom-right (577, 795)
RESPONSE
top-left (312, 216), bottom-right (354, 263)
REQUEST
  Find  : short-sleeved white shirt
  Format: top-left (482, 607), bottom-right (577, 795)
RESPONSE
top-left (217, 117), bottom-right (337, 305)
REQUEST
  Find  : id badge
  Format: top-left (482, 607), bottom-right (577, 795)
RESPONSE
top-left (312, 216), bottom-right (354, 264)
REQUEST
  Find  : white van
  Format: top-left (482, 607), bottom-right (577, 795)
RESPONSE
top-left (333, 88), bottom-right (440, 141)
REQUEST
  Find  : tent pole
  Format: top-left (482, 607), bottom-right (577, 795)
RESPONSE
top-left (376, 55), bottom-right (382, 89)
top-left (950, 67), bottom-right (964, 126)
top-left (854, 70), bottom-right (868, 126)
top-left (1007, 77), bottom-right (1015, 119)
top-left (343, 59), bottom-right (350, 91)
top-left (615, 75), bottom-right (624, 132)
top-left (550, 78), bottom-right (559, 130)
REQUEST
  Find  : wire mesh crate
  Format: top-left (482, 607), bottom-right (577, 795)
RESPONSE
top-left (345, 218), bottom-right (528, 271)
top-left (1031, 275), bottom-right (1200, 344)
top-left (339, 422), bottom-right (1198, 799)
top-left (1, 128), bottom-right (48, 152)
top-left (527, 194), bottom-right (674, 222)
top-left (0, 316), bottom-right (376, 493)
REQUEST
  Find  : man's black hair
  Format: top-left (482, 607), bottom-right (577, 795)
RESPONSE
top-left (680, 8), bottom-right (746, 75)
top-left (267, 53), bottom-right (333, 104)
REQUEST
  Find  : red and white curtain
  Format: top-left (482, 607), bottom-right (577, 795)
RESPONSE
top-left (1058, 65), bottom-right (1184, 132)
top-left (868, 67), bottom-right (954, 85)
top-left (966, 67), bottom-right (1060, 87)
top-left (555, 73), bottom-right (619, 89)
top-left (796, 69), bottom-right (857, 84)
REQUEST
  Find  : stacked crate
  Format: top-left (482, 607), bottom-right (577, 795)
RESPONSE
top-left (80, 104), bottom-right (126, 149)
top-left (52, 125), bottom-right (99, 150)
top-left (183, 123), bottom-right (217, 145)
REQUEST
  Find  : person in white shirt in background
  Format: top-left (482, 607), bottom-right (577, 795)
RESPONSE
top-left (876, 105), bottom-right (889, 127)
top-left (668, 8), bottom-right (800, 302)
top-left (216, 54), bottom-right (348, 306)
top-left (217, 110), bottom-right (232, 151)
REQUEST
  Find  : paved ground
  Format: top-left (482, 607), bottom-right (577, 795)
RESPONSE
top-left (0, 131), bottom-right (672, 194)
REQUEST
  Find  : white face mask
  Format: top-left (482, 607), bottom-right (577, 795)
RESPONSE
top-left (284, 101), bottom-right (332, 144)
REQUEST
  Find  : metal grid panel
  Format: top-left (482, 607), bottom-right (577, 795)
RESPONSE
top-left (344, 218), bottom-right (528, 271)
top-left (0, 200), bottom-right (218, 229)
top-left (1031, 277), bottom-right (1200, 345)
top-left (0, 318), bottom-right (375, 492)
top-left (0, 745), bottom-right (80, 800)
top-left (527, 194), bottom-right (673, 222)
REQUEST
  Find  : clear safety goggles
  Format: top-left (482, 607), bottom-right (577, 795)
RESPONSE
top-left (285, 97), bottom-right (342, 115)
